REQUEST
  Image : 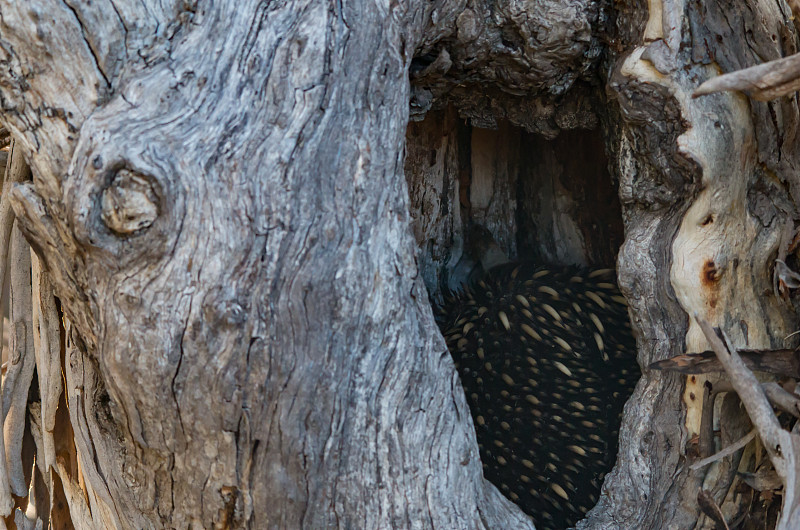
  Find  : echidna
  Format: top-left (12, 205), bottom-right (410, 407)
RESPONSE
top-left (437, 261), bottom-right (639, 529)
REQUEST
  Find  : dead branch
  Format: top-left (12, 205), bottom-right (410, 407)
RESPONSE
top-left (31, 257), bottom-right (62, 472)
top-left (763, 382), bottom-right (800, 419)
top-left (710, 393), bottom-right (752, 504)
top-left (649, 349), bottom-right (800, 378)
top-left (5, 211), bottom-right (35, 496)
top-left (697, 489), bottom-right (730, 530)
top-left (693, 52), bottom-right (800, 101)
top-left (700, 381), bottom-right (716, 458)
top-left (697, 316), bottom-right (800, 529)
top-left (0, 139), bottom-right (31, 516)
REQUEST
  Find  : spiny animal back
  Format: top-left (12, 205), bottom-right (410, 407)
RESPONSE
top-left (437, 263), bottom-right (639, 529)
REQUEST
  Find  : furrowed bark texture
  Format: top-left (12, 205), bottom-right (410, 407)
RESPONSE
top-left (0, 0), bottom-right (623, 526)
top-left (0, 1), bottom-right (543, 528)
top-left (410, 0), bottom-right (606, 134)
top-left (2, 0), bottom-right (800, 529)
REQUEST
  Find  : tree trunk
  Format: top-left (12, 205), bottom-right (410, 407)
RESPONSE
top-left (0, 1), bottom-right (799, 529)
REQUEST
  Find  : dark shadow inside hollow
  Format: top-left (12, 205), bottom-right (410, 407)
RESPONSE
top-left (405, 108), bottom-right (639, 528)
top-left (515, 128), bottom-right (624, 270)
top-left (404, 107), bottom-right (625, 297)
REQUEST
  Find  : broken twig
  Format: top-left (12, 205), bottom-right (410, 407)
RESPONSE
top-left (694, 52), bottom-right (800, 101)
top-left (691, 429), bottom-right (757, 471)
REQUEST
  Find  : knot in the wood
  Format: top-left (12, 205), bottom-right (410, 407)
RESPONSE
top-left (101, 169), bottom-right (159, 235)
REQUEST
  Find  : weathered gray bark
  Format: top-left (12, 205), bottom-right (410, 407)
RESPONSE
top-left (0, 1), bottom-right (581, 528)
top-left (1, 0), bottom-right (799, 529)
top-left (407, 1), bottom-right (800, 529)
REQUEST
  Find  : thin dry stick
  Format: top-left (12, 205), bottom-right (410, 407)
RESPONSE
top-left (696, 316), bottom-right (800, 529)
top-left (690, 429), bottom-right (757, 470)
top-left (693, 52), bottom-right (800, 101)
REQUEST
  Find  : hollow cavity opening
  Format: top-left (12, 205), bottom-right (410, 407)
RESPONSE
top-left (405, 107), bottom-right (624, 296)
top-left (405, 107), bottom-right (637, 529)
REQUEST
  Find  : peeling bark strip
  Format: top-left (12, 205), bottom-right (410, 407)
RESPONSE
top-left (0, 139), bottom-right (32, 517)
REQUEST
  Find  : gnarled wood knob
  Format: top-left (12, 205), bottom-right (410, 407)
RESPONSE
top-left (101, 169), bottom-right (159, 235)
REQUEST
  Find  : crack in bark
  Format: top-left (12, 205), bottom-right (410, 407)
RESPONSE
top-left (61, 1), bottom-right (112, 88)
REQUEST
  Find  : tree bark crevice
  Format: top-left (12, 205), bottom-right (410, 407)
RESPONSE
top-left (1, 0), bottom-right (799, 528)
